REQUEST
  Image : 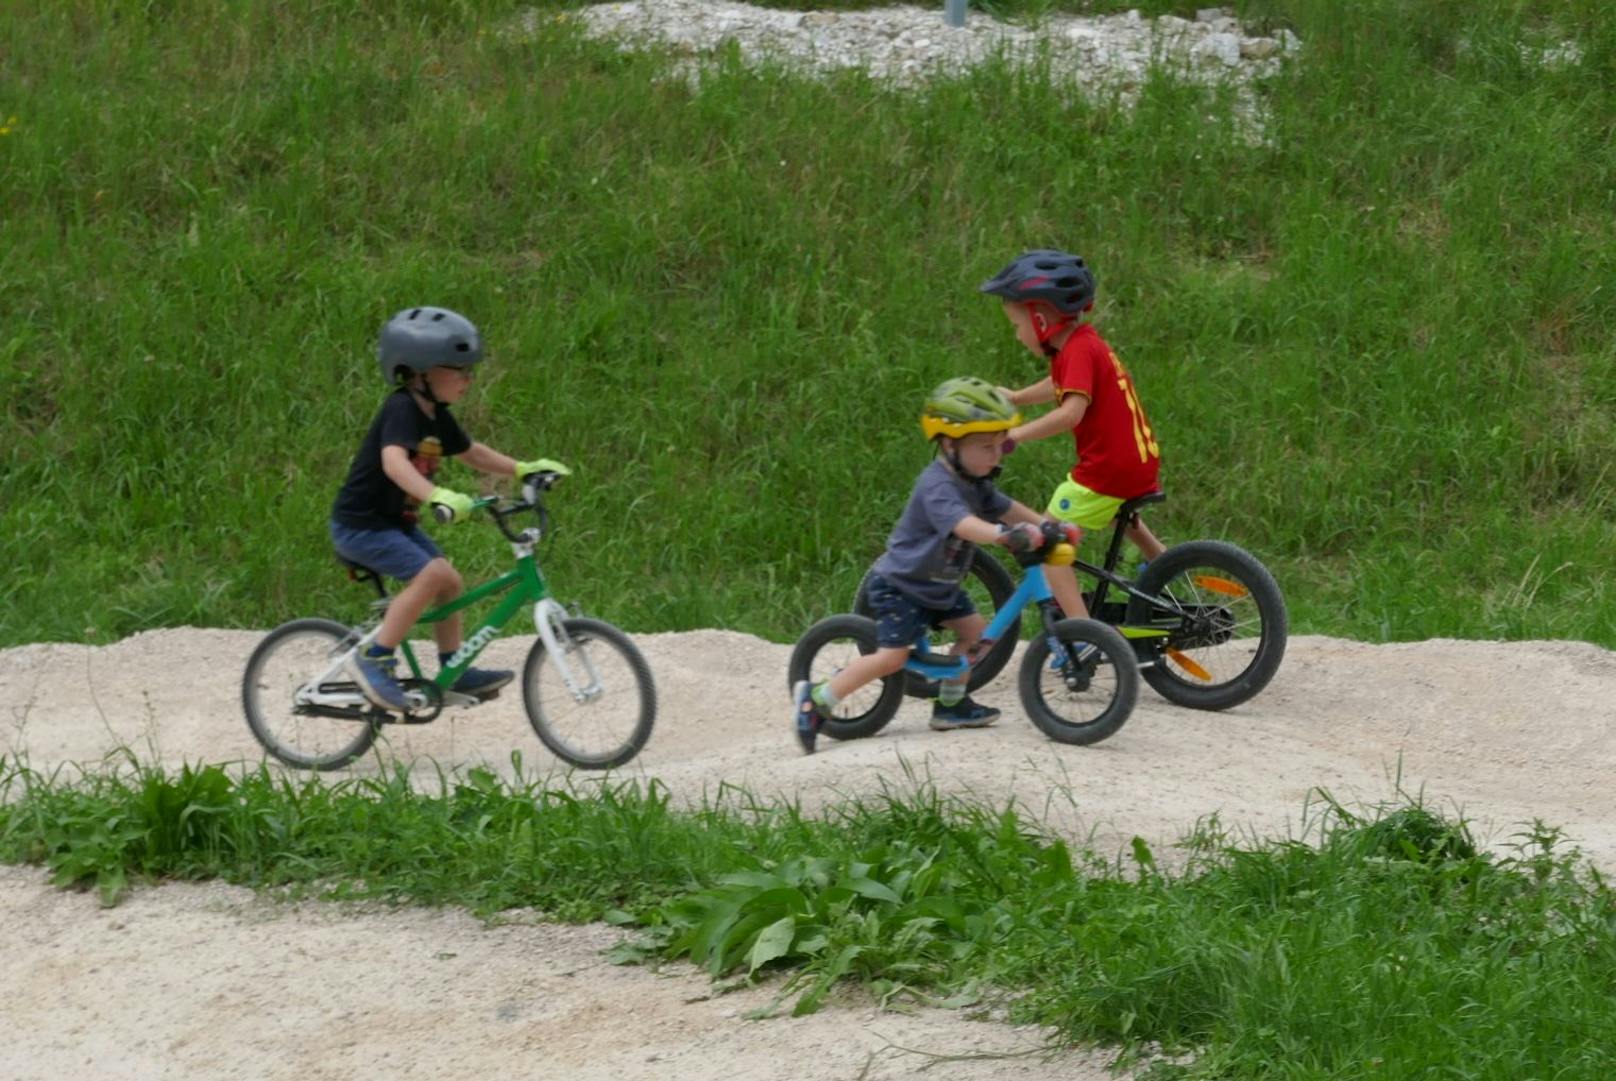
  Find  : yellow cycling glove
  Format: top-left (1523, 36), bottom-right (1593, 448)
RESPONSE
top-left (513, 458), bottom-right (571, 479)
top-left (428, 486), bottom-right (476, 523)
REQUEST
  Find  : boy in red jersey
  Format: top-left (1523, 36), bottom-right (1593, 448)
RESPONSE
top-left (981, 250), bottom-right (1166, 620)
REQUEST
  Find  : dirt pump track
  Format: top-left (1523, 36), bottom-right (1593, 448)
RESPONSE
top-left (2, 627), bottom-right (1614, 1080)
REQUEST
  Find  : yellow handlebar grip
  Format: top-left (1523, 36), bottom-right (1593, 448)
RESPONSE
top-left (1045, 543), bottom-right (1077, 567)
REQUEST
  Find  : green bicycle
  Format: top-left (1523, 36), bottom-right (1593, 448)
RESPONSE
top-left (241, 472), bottom-right (656, 771)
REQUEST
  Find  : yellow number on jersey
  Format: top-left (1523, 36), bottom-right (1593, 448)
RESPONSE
top-left (1109, 350), bottom-right (1159, 463)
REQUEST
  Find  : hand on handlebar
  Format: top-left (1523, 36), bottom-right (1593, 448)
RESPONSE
top-left (1040, 519), bottom-right (1081, 548)
top-left (514, 458), bottom-right (571, 483)
top-left (428, 485), bottom-right (476, 524)
top-left (998, 522), bottom-right (1044, 553)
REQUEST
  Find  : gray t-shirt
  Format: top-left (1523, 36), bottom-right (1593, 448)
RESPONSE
top-left (872, 459), bottom-right (1014, 608)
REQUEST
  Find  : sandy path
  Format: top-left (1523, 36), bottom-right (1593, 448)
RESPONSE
top-left (2, 628), bottom-right (1613, 1079)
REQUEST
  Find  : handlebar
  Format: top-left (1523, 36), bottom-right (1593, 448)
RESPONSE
top-left (1007, 520), bottom-right (1082, 567)
top-left (429, 471), bottom-right (563, 541)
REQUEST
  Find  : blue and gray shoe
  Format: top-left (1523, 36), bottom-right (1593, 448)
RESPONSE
top-left (346, 650), bottom-right (408, 713)
top-left (450, 666), bottom-right (513, 699)
top-left (929, 697), bottom-right (1001, 731)
top-left (793, 680), bottom-right (824, 755)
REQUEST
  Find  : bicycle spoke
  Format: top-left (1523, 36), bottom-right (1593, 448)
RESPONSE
top-left (799, 638), bottom-right (870, 718)
top-left (1157, 562), bottom-right (1268, 688)
top-left (524, 618), bottom-right (654, 769)
top-left (243, 621), bottom-right (377, 770)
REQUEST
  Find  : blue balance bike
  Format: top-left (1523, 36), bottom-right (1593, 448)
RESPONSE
top-left (788, 524), bottom-right (1140, 746)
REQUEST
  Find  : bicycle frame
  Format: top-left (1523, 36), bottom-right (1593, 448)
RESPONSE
top-left (1075, 556), bottom-right (1177, 639)
top-left (396, 554), bottom-right (549, 689)
top-left (304, 479), bottom-right (605, 712)
top-left (904, 562), bottom-right (1058, 683)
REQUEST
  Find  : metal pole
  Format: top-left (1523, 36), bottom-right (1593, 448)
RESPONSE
top-left (944, 0), bottom-right (966, 28)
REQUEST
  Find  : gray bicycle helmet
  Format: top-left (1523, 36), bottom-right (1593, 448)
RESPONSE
top-left (978, 250), bottom-right (1096, 315)
top-left (376, 306), bottom-right (483, 385)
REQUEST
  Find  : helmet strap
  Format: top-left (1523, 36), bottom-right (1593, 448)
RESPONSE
top-left (405, 372), bottom-right (441, 408)
top-left (1030, 305), bottom-right (1075, 356)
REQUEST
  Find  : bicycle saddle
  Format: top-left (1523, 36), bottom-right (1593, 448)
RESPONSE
top-left (335, 554), bottom-right (388, 598)
top-left (1118, 491), bottom-right (1166, 521)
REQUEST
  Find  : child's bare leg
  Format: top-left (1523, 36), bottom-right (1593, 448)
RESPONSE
top-left (941, 612), bottom-right (988, 659)
top-left (427, 564), bottom-right (466, 653)
top-left (377, 558), bottom-right (459, 648)
top-left (937, 612), bottom-right (988, 701)
top-left (1126, 517), bottom-right (1167, 562)
top-left (823, 646), bottom-right (911, 702)
top-left (1044, 563), bottom-right (1090, 620)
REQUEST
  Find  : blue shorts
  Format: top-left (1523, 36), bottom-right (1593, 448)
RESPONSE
top-left (864, 573), bottom-right (976, 649)
top-left (329, 520), bottom-right (444, 583)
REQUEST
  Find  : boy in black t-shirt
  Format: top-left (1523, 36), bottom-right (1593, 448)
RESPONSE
top-left (330, 306), bottom-right (566, 713)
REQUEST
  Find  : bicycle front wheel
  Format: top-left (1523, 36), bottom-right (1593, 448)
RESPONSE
top-left (241, 618), bottom-right (379, 771)
top-left (1019, 618), bottom-right (1139, 746)
top-left (522, 617), bottom-right (656, 769)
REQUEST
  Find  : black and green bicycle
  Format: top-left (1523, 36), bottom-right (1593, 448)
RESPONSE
top-left (242, 472), bottom-right (656, 771)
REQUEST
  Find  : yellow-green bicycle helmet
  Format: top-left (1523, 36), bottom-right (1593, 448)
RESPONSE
top-left (920, 376), bottom-right (1022, 440)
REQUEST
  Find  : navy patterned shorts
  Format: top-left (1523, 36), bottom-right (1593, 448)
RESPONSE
top-left (864, 573), bottom-right (976, 649)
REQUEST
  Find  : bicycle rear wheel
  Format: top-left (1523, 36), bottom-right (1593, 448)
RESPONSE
top-left (522, 617), bottom-right (656, 769)
top-left (785, 614), bottom-right (904, 741)
top-left (1131, 540), bottom-right (1287, 711)
top-left (242, 618), bottom-right (379, 771)
top-left (1019, 618), bottom-right (1139, 746)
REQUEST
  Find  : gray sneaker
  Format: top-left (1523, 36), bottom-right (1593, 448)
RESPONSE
top-left (346, 651), bottom-right (408, 712)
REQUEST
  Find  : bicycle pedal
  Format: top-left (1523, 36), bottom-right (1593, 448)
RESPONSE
top-left (441, 690), bottom-right (482, 708)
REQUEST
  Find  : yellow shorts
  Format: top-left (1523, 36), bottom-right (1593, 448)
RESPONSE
top-left (1045, 478), bottom-right (1127, 532)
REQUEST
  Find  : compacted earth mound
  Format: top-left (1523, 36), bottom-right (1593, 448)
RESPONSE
top-left (2, 627), bottom-right (1612, 1079)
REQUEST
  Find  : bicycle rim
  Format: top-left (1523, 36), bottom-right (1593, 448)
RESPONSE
top-left (523, 618), bottom-right (654, 769)
top-left (242, 620), bottom-right (377, 770)
top-left (802, 634), bottom-right (893, 734)
top-left (1021, 628), bottom-right (1137, 744)
top-left (1148, 562), bottom-right (1274, 693)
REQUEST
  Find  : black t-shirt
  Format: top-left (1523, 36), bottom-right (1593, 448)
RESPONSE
top-left (331, 388), bottom-right (472, 529)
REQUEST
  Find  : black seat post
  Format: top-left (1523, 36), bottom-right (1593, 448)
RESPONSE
top-left (338, 556), bottom-right (389, 601)
top-left (1101, 514), bottom-right (1132, 575)
top-left (1093, 491), bottom-right (1168, 609)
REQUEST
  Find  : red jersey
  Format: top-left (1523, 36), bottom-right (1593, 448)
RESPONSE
top-left (1049, 324), bottom-right (1161, 498)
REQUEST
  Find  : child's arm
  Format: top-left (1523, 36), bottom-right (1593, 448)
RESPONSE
top-left (458, 442), bottom-right (519, 476)
top-left (952, 513), bottom-right (1045, 550)
top-left (999, 377), bottom-right (1055, 406)
top-left (1007, 392), bottom-right (1087, 446)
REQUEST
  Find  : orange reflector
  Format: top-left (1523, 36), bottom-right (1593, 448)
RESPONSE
top-left (1192, 575), bottom-right (1248, 598)
top-left (1166, 649), bottom-right (1212, 682)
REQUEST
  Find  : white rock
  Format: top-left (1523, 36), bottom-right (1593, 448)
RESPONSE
top-left (1196, 32), bottom-right (1242, 66)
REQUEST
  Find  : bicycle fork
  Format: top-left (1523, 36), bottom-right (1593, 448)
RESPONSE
top-left (1037, 601), bottom-right (1099, 679)
top-left (534, 598), bottom-right (604, 703)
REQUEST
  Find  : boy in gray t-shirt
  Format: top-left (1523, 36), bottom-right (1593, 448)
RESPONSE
top-left (794, 378), bottom-right (1055, 753)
